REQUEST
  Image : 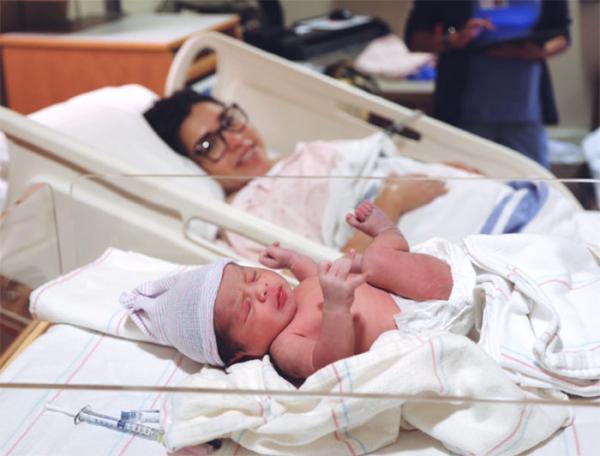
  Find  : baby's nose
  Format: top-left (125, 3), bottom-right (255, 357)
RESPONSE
top-left (256, 283), bottom-right (268, 302)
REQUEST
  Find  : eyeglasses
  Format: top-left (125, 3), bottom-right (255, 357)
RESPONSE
top-left (192, 103), bottom-right (248, 162)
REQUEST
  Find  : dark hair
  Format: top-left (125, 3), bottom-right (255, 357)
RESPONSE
top-left (215, 327), bottom-right (241, 366)
top-left (143, 89), bottom-right (223, 156)
top-left (215, 325), bottom-right (255, 366)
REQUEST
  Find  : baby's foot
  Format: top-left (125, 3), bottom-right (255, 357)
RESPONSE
top-left (346, 201), bottom-right (397, 238)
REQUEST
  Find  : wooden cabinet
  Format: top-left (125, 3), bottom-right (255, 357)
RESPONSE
top-left (0, 13), bottom-right (240, 114)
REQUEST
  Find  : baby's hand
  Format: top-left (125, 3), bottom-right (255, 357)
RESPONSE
top-left (259, 241), bottom-right (295, 270)
top-left (318, 252), bottom-right (366, 311)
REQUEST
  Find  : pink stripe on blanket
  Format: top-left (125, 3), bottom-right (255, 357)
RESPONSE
top-left (572, 420), bottom-right (582, 456)
top-left (5, 334), bottom-right (106, 455)
top-left (538, 276), bottom-right (600, 291)
top-left (429, 339), bottom-right (445, 394)
top-left (501, 352), bottom-right (596, 388)
top-left (330, 409), bottom-right (357, 456)
top-left (484, 405), bottom-right (528, 456)
top-left (117, 354), bottom-right (185, 456)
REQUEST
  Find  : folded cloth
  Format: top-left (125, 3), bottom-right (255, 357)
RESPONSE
top-left (354, 34), bottom-right (434, 79)
top-left (467, 233), bottom-right (600, 395)
top-left (163, 331), bottom-right (571, 455)
top-left (120, 258), bottom-right (232, 367)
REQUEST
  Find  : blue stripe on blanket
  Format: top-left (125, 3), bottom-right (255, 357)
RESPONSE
top-left (480, 182), bottom-right (549, 234)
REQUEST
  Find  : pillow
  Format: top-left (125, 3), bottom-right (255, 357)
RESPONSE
top-left (29, 85), bottom-right (223, 239)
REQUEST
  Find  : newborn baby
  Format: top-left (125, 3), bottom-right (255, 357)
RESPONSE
top-left (122, 202), bottom-right (455, 379)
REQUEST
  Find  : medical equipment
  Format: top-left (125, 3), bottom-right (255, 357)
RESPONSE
top-left (45, 403), bottom-right (164, 442)
top-left (120, 409), bottom-right (161, 423)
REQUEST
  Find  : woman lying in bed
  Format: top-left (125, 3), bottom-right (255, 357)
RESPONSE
top-left (144, 90), bottom-right (488, 256)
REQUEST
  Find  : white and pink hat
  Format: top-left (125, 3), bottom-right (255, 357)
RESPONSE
top-left (120, 259), bottom-right (232, 367)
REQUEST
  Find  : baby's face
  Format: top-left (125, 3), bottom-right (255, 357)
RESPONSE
top-left (215, 264), bottom-right (296, 361)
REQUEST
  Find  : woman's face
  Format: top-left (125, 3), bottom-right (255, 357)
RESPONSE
top-left (179, 102), bottom-right (271, 194)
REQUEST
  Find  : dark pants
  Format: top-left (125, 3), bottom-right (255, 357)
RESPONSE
top-left (457, 121), bottom-right (549, 169)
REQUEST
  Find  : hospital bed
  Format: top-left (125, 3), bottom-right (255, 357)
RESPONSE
top-left (1, 183), bottom-right (600, 456)
top-left (0, 31), bottom-right (581, 276)
top-left (2, 28), bottom-right (600, 455)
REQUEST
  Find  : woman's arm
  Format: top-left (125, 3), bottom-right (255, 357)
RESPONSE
top-left (486, 35), bottom-right (569, 60)
top-left (342, 175), bottom-right (448, 253)
top-left (408, 18), bottom-right (494, 53)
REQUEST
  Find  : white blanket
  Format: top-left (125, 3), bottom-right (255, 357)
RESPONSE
top-left (467, 234), bottom-right (600, 396)
top-left (322, 133), bottom-right (600, 248)
top-left (4, 325), bottom-right (595, 456)
top-left (29, 248), bottom-right (195, 343)
top-left (164, 331), bottom-right (570, 455)
top-left (0, 324), bottom-right (198, 456)
top-left (27, 246), bottom-right (598, 454)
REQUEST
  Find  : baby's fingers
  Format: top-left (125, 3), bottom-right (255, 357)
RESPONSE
top-left (348, 273), bottom-right (366, 289)
top-left (330, 255), bottom-right (352, 278)
top-left (259, 254), bottom-right (276, 268)
top-left (318, 261), bottom-right (332, 277)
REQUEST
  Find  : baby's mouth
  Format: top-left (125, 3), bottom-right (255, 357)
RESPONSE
top-left (277, 286), bottom-right (287, 310)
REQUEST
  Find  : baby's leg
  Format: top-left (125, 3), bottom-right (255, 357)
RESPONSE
top-left (347, 201), bottom-right (452, 301)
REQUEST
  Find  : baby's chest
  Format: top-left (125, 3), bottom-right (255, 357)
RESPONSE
top-left (290, 285), bottom-right (324, 338)
top-left (293, 304), bottom-right (324, 340)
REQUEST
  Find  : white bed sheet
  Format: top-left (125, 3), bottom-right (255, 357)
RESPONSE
top-left (0, 324), bottom-right (195, 456)
top-left (3, 246), bottom-right (598, 454)
top-left (0, 323), bottom-right (595, 456)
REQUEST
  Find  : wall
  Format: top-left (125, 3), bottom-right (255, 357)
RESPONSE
top-left (333, 0), bottom-right (411, 36)
top-left (280, 0), bottom-right (330, 25)
top-left (577, 0), bottom-right (599, 129)
top-left (67, 0), bottom-right (162, 19)
top-left (547, 0), bottom-right (596, 136)
top-left (65, 0), bottom-right (599, 133)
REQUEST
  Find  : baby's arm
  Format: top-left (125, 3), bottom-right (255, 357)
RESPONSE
top-left (271, 254), bottom-right (365, 379)
top-left (259, 241), bottom-right (318, 281)
top-left (271, 334), bottom-right (316, 380)
top-left (313, 254), bottom-right (365, 372)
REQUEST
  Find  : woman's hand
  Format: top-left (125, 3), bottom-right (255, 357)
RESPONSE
top-left (259, 241), bottom-right (295, 270)
top-left (318, 253), bottom-right (365, 312)
top-left (445, 18), bottom-right (494, 49)
top-left (375, 173), bottom-right (448, 221)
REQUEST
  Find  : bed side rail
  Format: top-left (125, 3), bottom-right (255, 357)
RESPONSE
top-left (166, 32), bottom-right (577, 205)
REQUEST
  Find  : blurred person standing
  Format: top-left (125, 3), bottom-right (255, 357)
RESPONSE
top-left (405, 0), bottom-right (570, 168)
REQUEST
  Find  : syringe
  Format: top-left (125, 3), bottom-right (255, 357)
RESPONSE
top-left (45, 403), bottom-right (164, 443)
top-left (120, 409), bottom-right (161, 423)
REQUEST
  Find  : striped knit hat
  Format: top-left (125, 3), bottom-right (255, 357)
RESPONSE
top-left (119, 259), bottom-right (232, 366)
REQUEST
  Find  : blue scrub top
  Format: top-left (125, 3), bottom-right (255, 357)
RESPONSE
top-left (459, 0), bottom-right (543, 124)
